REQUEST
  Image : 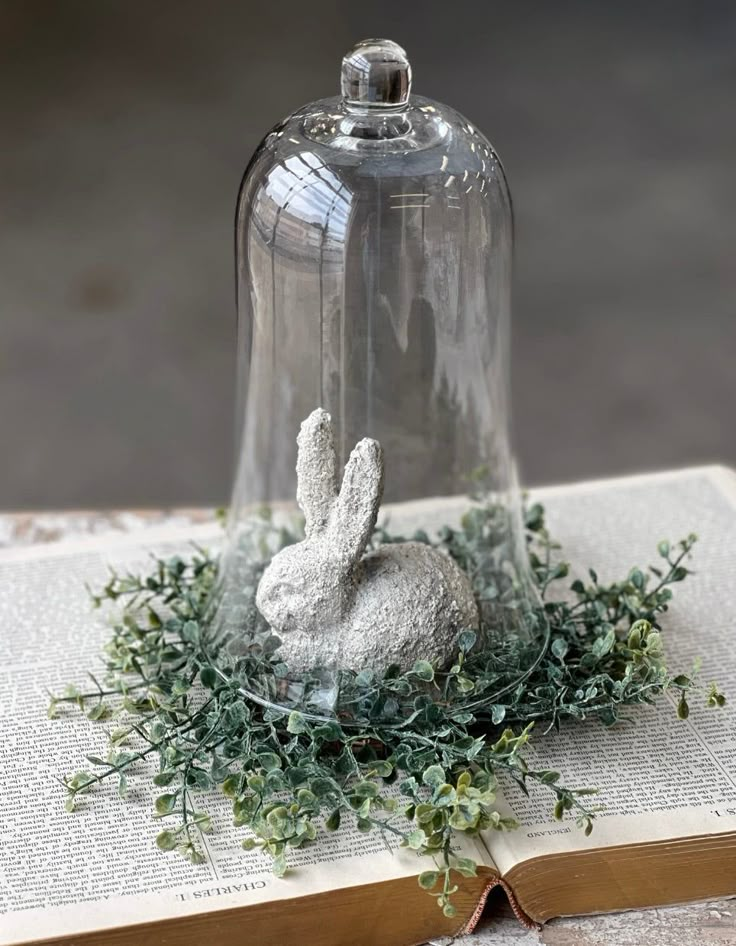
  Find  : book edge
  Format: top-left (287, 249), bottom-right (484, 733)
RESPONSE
top-left (503, 830), bottom-right (736, 924)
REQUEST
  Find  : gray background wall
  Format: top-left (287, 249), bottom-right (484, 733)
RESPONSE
top-left (1, 0), bottom-right (734, 509)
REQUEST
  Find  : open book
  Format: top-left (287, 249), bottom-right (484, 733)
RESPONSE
top-left (2, 466), bottom-right (736, 946)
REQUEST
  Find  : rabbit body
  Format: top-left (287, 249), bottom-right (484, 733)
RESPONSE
top-left (255, 409), bottom-right (479, 672)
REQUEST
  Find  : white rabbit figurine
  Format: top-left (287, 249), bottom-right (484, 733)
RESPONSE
top-left (255, 408), bottom-right (479, 672)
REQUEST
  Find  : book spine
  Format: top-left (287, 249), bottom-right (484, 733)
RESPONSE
top-left (461, 877), bottom-right (539, 934)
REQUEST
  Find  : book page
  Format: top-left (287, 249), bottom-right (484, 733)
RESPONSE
top-left (485, 466), bottom-right (736, 876)
top-left (0, 523), bottom-right (489, 946)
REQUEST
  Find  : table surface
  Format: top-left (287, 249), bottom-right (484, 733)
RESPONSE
top-left (4, 508), bottom-right (735, 946)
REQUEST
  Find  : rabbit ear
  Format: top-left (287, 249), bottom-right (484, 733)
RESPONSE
top-left (333, 437), bottom-right (384, 561)
top-left (296, 408), bottom-right (339, 537)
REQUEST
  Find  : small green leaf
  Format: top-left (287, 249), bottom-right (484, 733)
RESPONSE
top-left (455, 675), bottom-right (475, 694)
top-left (312, 721), bottom-right (343, 742)
top-left (155, 793), bottom-right (178, 815)
top-left (156, 830), bottom-right (178, 851)
top-left (490, 704), bottom-right (506, 725)
top-left (296, 788), bottom-right (317, 807)
top-left (86, 702), bottom-right (110, 721)
top-left (258, 752), bottom-right (282, 772)
top-left (457, 629), bottom-right (477, 653)
top-left (422, 765), bottom-right (445, 788)
top-left (222, 774), bottom-right (240, 797)
top-left (406, 829), bottom-right (425, 850)
top-left (287, 711), bottom-right (308, 734)
top-left (184, 845), bottom-right (206, 865)
top-left (325, 809), bottom-right (341, 831)
top-left (452, 856), bottom-right (477, 878)
top-left (181, 620), bottom-right (200, 644)
top-left (629, 568), bottom-right (645, 590)
top-left (411, 660), bottom-right (435, 682)
top-left (85, 755), bottom-right (107, 766)
top-left (247, 774), bottom-right (266, 793)
top-left (199, 666), bottom-right (218, 689)
top-left (186, 768), bottom-right (213, 791)
top-left (353, 780), bottom-right (379, 798)
top-left (551, 638), bottom-right (568, 661)
top-left (418, 870), bottom-right (439, 890)
top-left (369, 760), bottom-right (393, 778)
top-left (593, 628), bottom-right (616, 658)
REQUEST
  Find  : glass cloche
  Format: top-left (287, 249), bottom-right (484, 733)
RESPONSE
top-left (207, 39), bottom-right (549, 722)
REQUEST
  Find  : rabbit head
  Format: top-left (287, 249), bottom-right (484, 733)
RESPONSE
top-left (255, 408), bottom-right (384, 638)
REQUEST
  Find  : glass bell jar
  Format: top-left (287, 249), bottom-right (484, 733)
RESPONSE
top-left (209, 39), bottom-right (549, 722)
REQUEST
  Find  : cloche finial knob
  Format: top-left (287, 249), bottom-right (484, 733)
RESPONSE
top-left (341, 39), bottom-right (412, 108)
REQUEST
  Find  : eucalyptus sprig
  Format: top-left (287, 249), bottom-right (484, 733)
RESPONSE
top-left (50, 499), bottom-right (723, 915)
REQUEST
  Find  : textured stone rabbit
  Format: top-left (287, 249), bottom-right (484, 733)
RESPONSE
top-left (255, 409), bottom-right (479, 671)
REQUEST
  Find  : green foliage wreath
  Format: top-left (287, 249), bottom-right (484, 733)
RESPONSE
top-left (50, 498), bottom-right (723, 916)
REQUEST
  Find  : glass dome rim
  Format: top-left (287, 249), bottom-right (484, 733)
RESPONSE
top-left (213, 616), bottom-right (551, 728)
